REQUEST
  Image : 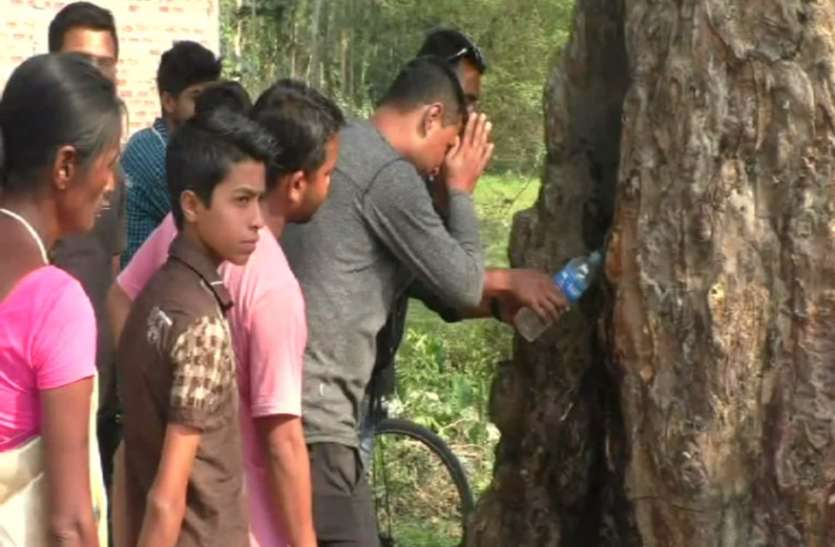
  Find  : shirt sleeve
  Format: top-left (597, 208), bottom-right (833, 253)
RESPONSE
top-left (406, 280), bottom-right (463, 323)
top-left (117, 215), bottom-right (176, 300)
top-left (247, 288), bottom-right (306, 418)
top-left (361, 160), bottom-right (485, 309)
top-left (32, 275), bottom-right (97, 390)
top-left (167, 315), bottom-right (236, 430)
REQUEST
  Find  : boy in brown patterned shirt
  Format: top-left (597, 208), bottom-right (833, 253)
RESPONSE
top-left (116, 109), bottom-right (275, 547)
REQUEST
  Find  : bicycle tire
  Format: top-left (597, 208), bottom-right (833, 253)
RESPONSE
top-left (372, 417), bottom-right (474, 546)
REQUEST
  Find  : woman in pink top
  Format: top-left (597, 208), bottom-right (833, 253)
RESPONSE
top-left (0, 53), bottom-right (122, 546)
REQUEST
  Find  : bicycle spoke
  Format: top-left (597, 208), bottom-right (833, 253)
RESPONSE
top-left (370, 419), bottom-right (473, 547)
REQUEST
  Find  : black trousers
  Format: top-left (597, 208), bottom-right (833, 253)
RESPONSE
top-left (309, 442), bottom-right (379, 547)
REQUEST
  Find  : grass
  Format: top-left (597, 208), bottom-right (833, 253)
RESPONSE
top-left (373, 433), bottom-right (467, 547)
top-left (386, 173), bottom-right (541, 500)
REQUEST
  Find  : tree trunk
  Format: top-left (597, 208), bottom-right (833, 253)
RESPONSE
top-left (231, 0), bottom-right (245, 78)
top-left (308, 0), bottom-right (324, 88)
top-left (472, 1), bottom-right (835, 546)
top-left (340, 28), bottom-right (349, 99)
top-left (290, 12), bottom-right (297, 79)
top-left (321, 1), bottom-right (335, 97)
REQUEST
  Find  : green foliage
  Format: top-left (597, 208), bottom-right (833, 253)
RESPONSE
top-left (475, 173), bottom-right (542, 264)
top-left (219, 0), bottom-right (574, 174)
top-left (373, 432), bottom-right (465, 546)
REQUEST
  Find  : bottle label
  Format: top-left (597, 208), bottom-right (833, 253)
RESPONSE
top-left (555, 267), bottom-right (587, 303)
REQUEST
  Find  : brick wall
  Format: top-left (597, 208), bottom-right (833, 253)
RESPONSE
top-left (0, 0), bottom-right (220, 137)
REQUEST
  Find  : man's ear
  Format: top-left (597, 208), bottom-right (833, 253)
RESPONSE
top-left (180, 190), bottom-right (202, 224)
top-left (286, 170), bottom-right (307, 206)
top-left (51, 145), bottom-right (78, 192)
top-left (422, 103), bottom-right (445, 135)
top-left (161, 91), bottom-right (177, 117)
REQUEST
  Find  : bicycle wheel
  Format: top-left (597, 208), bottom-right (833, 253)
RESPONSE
top-left (371, 417), bottom-right (474, 547)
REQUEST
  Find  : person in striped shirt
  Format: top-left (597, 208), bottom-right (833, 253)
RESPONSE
top-left (120, 41), bottom-right (221, 266)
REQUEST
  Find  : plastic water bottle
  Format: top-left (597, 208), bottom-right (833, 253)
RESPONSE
top-left (513, 250), bottom-right (604, 342)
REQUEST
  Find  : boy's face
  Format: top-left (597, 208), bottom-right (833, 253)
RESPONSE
top-left (60, 26), bottom-right (118, 84)
top-left (292, 134), bottom-right (341, 223)
top-left (192, 159), bottom-right (266, 266)
top-left (164, 81), bottom-right (214, 127)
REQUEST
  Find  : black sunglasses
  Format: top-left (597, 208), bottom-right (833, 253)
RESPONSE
top-left (447, 41), bottom-right (487, 73)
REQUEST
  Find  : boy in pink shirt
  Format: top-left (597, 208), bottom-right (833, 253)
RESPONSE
top-left (110, 80), bottom-right (343, 547)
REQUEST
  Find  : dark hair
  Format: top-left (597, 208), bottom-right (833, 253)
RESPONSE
top-left (156, 41), bottom-right (222, 97)
top-left (417, 28), bottom-right (487, 73)
top-left (194, 80), bottom-right (252, 118)
top-left (48, 2), bottom-right (119, 58)
top-left (0, 53), bottom-right (123, 195)
top-left (251, 79), bottom-right (345, 189)
top-left (378, 57), bottom-right (467, 124)
top-left (166, 109), bottom-right (276, 229)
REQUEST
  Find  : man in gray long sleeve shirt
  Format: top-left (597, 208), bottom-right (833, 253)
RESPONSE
top-left (281, 56), bottom-right (493, 545)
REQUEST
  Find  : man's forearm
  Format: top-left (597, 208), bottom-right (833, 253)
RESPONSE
top-left (442, 269), bottom-right (513, 320)
top-left (256, 415), bottom-right (316, 547)
top-left (137, 424), bottom-right (200, 547)
top-left (137, 492), bottom-right (186, 547)
top-left (418, 268), bottom-right (561, 322)
top-left (482, 268), bottom-right (518, 298)
top-left (409, 268), bottom-right (512, 321)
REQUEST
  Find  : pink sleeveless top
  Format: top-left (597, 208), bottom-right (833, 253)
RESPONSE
top-left (0, 266), bottom-right (97, 451)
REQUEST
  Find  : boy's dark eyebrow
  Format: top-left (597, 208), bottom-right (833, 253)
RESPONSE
top-left (232, 186), bottom-right (263, 196)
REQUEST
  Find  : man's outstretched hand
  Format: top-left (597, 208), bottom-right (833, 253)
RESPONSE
top-left (496, 269), bottom-right (569, 324)
top-left (444, 113), bottom-right (494, 195)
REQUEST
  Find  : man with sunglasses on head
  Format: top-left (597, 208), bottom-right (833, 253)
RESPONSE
top-left (364, 30), bottom-right (569, 453)
top-left (417, 29), bottom-right (565, 321)
top-left (281, 56), bottom-right (491, 546)
top-left (423, 28), bottom-right (487, 109)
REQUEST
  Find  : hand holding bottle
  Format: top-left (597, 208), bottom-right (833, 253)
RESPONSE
top-left (513, 250), bottom-right (603, 342)
top-left (503, 269), bottom-right (569, 323)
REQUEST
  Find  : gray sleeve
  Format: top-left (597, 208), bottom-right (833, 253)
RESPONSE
top-left (407, 280), bottom-right (463, 323)
top-left (362, 160), bottom-right (484, 309)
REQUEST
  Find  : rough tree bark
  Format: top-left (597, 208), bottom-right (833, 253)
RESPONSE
top-left (470, 1), bottom-right (835, 546)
